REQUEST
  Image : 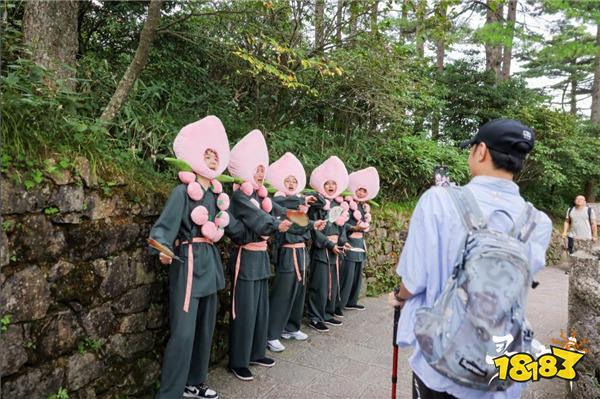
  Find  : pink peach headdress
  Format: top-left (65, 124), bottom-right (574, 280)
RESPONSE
top-left (228, 129), bottom-right (269, 190)
top-left (173, 115), bottom-right (230, 179)
top-left (309, 156), bottom-right (349, 200)
top-left (348, 167), bottom-right (380, 201)
top-left (266, 152), bottom-right (306, 196)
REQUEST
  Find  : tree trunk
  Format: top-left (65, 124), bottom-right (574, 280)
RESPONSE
top-left (591, 23), bottom-right (600, 124)
top-left (336, 0), bottom-right (344, 43)
top-left (415, 0), bottom-right (427, 58)
top-left (314, 0), bottom-right (325, 52)
top-left (570, 73), bottom-right (578, 115)
top-left (349, 0), bottom-right (358, 36)
top-left (432, 2), bottom-right (447, 140)
top-left (501, 0), bottom-right (517, 80)
top-left (485, 0), bottom-right (503, 80)
top-left (584, 178), bottom-right (597, 202)
top-left (100, 0), bottom-right (163, 124)
top-left (22, 0), bottom-right (79, 89)
top-left (370, 0), bottom-right (378, 36)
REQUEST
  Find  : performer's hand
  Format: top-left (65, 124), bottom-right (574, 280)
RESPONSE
top-left (159, 253), bottom-right (173, 265)
top-left (278, 220), bottom-right (292, 232)
top-left (343, 243), bottom-right (352, 251)
top-left (354, 224), bottom-right (367, 232)
top-left (332, 246), bottom-right (342, 255)
top-left (314, 220), bottom-right (326, 231)
top-left (388, 292), bottom-right (405, 309)
top-left (305, 195), bottom-right (317, 205)
top-left (593, 236), bottom-right (598, 242)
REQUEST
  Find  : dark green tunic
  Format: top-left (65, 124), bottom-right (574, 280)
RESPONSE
top-left (150, 184), bottom-right (244, 399)
top-left (338, 202), bottom-right (367, 311)
top-left (307, 196), bottom-right (347, 323)
top-left (268, 195), bottom-right (311, 339)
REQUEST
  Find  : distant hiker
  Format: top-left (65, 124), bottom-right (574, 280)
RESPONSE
top-left (391, 119), bottom-right (553, 398)
top-left (150, 116), bottom-right (245, 399)
top-left (562, 195), bottom-right (597, 254)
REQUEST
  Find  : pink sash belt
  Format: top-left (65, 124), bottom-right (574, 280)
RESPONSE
top-left (232, 241), bottom-right (268, 319)
top-left (326, 235), bottom-right (340, 300)
top-left (175, 237), bottom-right (214, 313)
top-left (282, 243), bottom-right (307, 283)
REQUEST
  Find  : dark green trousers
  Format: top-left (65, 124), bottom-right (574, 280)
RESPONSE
top-left (347, 260), bottom-right (364, 307)
top-left (337, 260), bottom-right (364, 311)
top-left (228, 278), bottom-right (269, 368)
top-left (268, 272), bottom-right (305, 340)
top-left (156, 293), bottom-right (217, 399)
top-left (308, 257), bottom-right (338, 323)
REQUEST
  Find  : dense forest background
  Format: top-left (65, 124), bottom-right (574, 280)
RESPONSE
top-left (1, 0), bottom-right (599, 215)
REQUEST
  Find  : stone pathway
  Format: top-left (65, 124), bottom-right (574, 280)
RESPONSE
top-left (206, 265), bottom-right (569, 398)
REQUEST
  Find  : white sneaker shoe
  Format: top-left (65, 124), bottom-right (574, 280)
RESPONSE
top-left (267, 339), bottom-right (285, 352)
top-left (281, 330), bottom-right (308, 341)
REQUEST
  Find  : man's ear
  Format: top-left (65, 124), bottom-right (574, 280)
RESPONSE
top-left (475, 142), bottom-right (487, 162)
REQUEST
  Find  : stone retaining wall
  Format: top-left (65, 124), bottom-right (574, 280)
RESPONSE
top-left (567, 239), bottom-right (600, 399)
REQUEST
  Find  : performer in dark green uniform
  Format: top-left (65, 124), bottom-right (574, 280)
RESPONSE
top-left (226, 130), bottom-right (296, 381)
top-left (150, 116), bottom-right (245, 399)
top-left (265, 152), bottom-right (325, 352)
top-left (337, 167), bottom-right (379, 315)
top-left (307, 156), bottom-right (351, 332)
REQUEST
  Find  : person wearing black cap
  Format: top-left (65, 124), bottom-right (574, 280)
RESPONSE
top-left (389, 119), bottom-right (553, 398)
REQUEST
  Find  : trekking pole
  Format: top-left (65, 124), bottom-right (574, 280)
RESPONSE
top-left (391, 305), bottom-right (401, 399)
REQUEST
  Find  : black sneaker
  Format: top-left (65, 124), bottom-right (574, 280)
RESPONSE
top-left (344, 304), bottom-right (366, 311)
top-left (334, 309), bottom-right (344, 318)
top-left (309, 320), bottom-right (330, 332)
top-left (324, 318), bottom-right (343, 326)
top-left (184, 383), bottom-right (219, 399)
top-left (250, 357), bottom-right (276, 367)
top-left (230, 367), bottom-right (253, 381)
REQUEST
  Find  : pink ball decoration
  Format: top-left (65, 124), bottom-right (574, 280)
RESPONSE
top-left (261, 197), bottom-right (273, 213)
top-left (187, 182), bottom-right (204, 201)
top-left (274, 191), bottom-right (285, 197)
top-left (298, 204), bottom-right (309, 214)
top-left (233, 183), bottom-right (240, 191)
top-left (365, 213), bottom-right (372, 223)
top-left (349, 201), bottom-right (358, 211)
top-left (335, 215), bottom-right (346, 226)
top-left (363, 203), bottom-right (371, 213)
top-left (335, 196), bottom-right (343, 204)
top-left (190, 206), bottom-right (209, 226)
top-left (210, 179), bottom-right (223, 194)
top-left (345, 195), bottom-right (353, 202)
top-left (257, 185), bottom-right (268, 198)
top-left (217, 193), bottom-right (230, 211)
top-left (340, 202), bottom-right (349, 211)
top-left (353, 210), bottom-right (362, 221)
top-left (214, 211), bottom-right (230, 228)
top-left (240, 181), bottom-right (254, 196)
top-left (250, 198), bottom-right (260, 208)
top-left (178, 171), bottom-right (196, 184)
top-left (201, 221), bottom-right (218, 240)
top-left (212, 228), bottom-right (225, 242)
top-left (323, 199), bottom-right (331, 211)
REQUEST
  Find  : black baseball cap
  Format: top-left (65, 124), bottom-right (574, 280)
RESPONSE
top-left (459, 119), bottom-right (535, 158)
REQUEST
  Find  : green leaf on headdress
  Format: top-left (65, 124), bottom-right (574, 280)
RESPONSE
top-left (164, 157), bottom-right (193, 172)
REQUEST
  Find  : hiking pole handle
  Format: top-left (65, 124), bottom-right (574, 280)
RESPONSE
top-left (393, 306), bottom-right (401, 347)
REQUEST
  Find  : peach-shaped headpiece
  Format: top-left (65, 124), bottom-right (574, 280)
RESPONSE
top-left (173, 115), bottom-right (230, 179)
top-left (266, 152), bottom-right (306, 196)
top-left (228, 130), bottom-right (269, 189)
top-left (349, 167), bottom-right (380, 201)
top-left (309, 156), bottom-right (349, 200)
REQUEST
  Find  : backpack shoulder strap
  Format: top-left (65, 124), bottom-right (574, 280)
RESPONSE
top-left (446, 186), bottom-right (485, 231)
top-left (510, 202), bottom-right (537, 242)
top-left (567, 207), bottom-right (573, 221)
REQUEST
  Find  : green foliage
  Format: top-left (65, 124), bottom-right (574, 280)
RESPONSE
top-left (1, 220), bottom-right (14, 231)
top-left (44, 207), bottom-right (60, 216)
top-left (77, 338), bottom-right (103, 354)
top-left (47, 388), bottom-right (69, 399)
top-left (0, 314), bottom-right (12, 334)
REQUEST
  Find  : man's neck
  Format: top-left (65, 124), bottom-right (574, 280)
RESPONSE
top-left (196, 175), bottom-right (211, 189)
top-left (472, 169), bottom-right (514, 181)
top-left (575, 204), bottom-right (586, 209)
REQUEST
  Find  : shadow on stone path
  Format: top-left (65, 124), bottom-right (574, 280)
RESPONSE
top-left (206, 265), bottom-right (569, 398)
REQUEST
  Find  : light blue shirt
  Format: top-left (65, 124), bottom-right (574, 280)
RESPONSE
top-left (396, 176), bottom-right (553, 399)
